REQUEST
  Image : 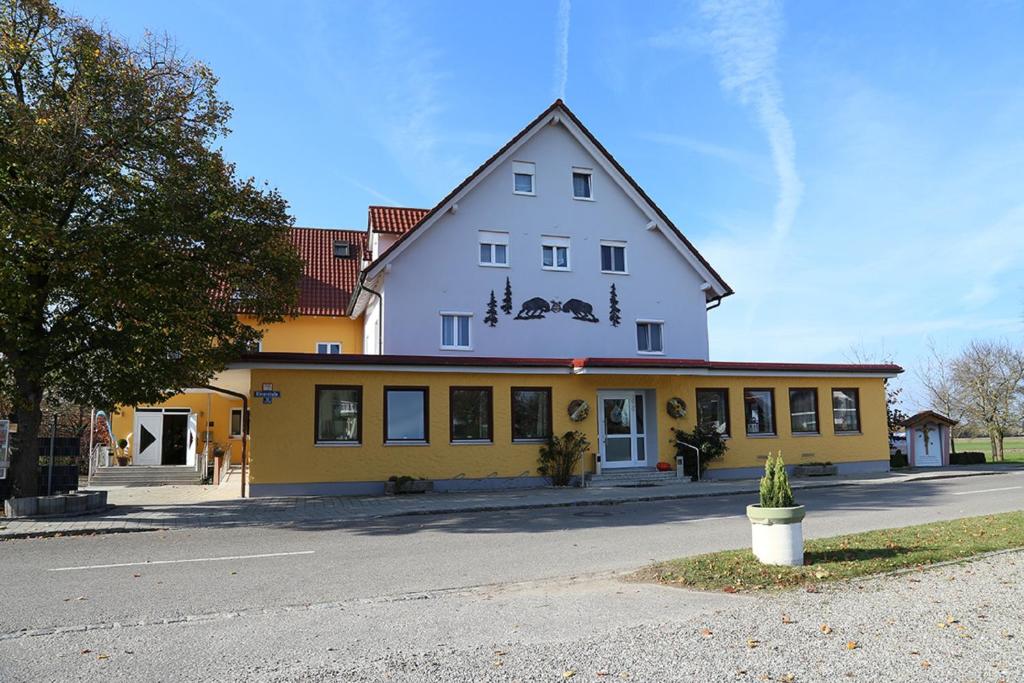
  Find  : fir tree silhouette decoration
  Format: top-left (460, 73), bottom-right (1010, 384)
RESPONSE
top-left (609, 283), bottom-right (621, 327)
top-left (501, 277), bottom-right (513, 315)
top-left (485, 290), bottom-right (499, 327)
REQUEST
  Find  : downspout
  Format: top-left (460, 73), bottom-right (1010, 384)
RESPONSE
top-left (352, 270), bottom-right (384, 355)
top-left (705, 295), bottom-right (723, 312)
top-left (201, 384), bottom-right (249, 498)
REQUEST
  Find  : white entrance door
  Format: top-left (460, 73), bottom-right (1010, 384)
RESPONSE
top-left (133, 411), bottom-right (163, 465)
top-left (915, 424), bottom-right (941, 467)
top-left (598, 391), bottom-right (648, 469)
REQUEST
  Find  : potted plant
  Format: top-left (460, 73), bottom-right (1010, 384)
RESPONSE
top-left (746, 452), bottom-right (805, 566)
top-left (116, 438), bottom-right (130, 466)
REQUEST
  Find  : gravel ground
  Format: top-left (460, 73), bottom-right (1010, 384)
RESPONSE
top-left (277, 551), bottom-right (1023, 682)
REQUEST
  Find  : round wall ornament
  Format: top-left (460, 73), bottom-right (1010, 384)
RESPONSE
top-left (568, 399), bottom-right (590, 422)
top-left (666, 397), bottom-right (687, 419)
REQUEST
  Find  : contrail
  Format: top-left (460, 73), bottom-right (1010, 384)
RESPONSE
top-left (554, 0), bottom-right (571, 100)
top-left (700, 0), bottom-right (802, 241)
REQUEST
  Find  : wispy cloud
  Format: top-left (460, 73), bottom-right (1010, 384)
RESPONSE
top-left (554, 0), bottom-right (571, 100)
top-left (637, 131), bottom-right (773, 183)
top-left (699, 0), bottom-right (802, 242)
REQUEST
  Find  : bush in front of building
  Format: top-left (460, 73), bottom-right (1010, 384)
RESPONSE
top-left (671, 423), bottom-right (728, 480)
top-left (950, 451), bottom-right (986, 465)
top-left (538, 431), bottom-right (591, 487)
top-left (890, 451), bottom-right (909, 468)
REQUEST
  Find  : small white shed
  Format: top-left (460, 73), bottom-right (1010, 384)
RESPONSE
top-left (902, 411), bottom-right (957, 467)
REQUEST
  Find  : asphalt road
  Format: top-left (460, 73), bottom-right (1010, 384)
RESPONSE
top-left (1, 471), bottom-right (1022, 681)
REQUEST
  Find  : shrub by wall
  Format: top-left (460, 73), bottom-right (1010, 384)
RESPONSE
top-left (950, 451), bottom-right (986, 465)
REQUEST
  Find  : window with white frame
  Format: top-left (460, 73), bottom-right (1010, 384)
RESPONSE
top-left (512, 161), bottom-right (535, 195)
top-left (478, 230), bottom-right (509, 267)
top-left (440, 313), bottom-right (472, 350)
top-left (541, 235), bottom-right (570, 271)
top-left (572, 167), bottom-right (593, 199)
top-left (600, 240), bottom-right (627, 273)
top-left (316, 342), bottom-right (342, 354)
top-left (636, 320), bottom-right (664, 353)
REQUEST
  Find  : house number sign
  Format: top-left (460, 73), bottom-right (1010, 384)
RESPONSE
top-left (254, 383), bottom-right (281, 405)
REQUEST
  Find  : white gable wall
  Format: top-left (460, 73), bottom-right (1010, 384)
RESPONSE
top-left (377, 122), bottom-right (711, 360)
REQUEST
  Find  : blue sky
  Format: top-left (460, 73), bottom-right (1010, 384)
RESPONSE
top-left (68, 0), bottom-right (1024, 410)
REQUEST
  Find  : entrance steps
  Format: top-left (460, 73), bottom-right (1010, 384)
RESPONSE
top-left (91, 466), bottom-right (203, 488)
top-left (586, 468), bottom-right (683, 488)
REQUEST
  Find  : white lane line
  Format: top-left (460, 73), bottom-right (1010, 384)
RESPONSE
top-left (49, 550), bottom-right (315, 572)
top-left (951, 486), bottom-right (1022, 496)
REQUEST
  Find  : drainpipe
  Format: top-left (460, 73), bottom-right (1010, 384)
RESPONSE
top-left (201, 384), bottom-right (249, 498)
top-left (705, 296), bottom-right (723, 312)
top-left (353, 271), bottom-right (385, 355)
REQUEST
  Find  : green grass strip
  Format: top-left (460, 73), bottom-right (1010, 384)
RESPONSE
top-left (634, 511), bottom-right (1024, 592)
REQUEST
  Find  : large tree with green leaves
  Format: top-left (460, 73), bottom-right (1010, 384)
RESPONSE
top-left (1, 0), bottom-right (301, 497)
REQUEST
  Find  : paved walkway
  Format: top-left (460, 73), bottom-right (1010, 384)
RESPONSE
top-left (0, 465), bottom-right (1017, 540)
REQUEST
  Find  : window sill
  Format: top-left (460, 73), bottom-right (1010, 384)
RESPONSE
top-left (513, 190), bottom-right (536, 197)
top-left (746, 433), bottom-right (778, 439)
top-left (315, 442), bottom-right (362, 448)
top-left (835, 431), bottom-right (863, 436)
top-left (572, 196), bottom-right (595, 202)
top-left (792, 432), bottom-right (820, 437)
top-left (541, 266), bottom-right (572, 272)
top-left (601, 270), bottom-right (629, 276)
top-left (637, 350), bottom-right (665, 356)
top-left (479, 262), bottom-right (510, 268)
top-left (439, 346), bottom-right (473, 352)
top-left (450, 440), bottom-right (493, 446)
top-left (384, 441), bottom-right (430, 447)
top-left (512, 438), bottom-right (550, 444)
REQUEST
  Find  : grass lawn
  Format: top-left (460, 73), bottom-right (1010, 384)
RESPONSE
top-left (633, 512), bottom-right (1024, 592)
top-left (954, 436), bottom-right (1024, 464)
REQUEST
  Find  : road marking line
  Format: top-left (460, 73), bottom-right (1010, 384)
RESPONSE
top-left (49, 550), bottom-right (315, 572)
top-left (951, 486), bottom-right (1022, 496)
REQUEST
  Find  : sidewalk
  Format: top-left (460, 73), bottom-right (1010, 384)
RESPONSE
top-left (0, 465), bottom-right (1018, 540)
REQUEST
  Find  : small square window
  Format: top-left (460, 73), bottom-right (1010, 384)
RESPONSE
top-left (541, 236), bottom-right (571, 271)
top-left (316, 342), bottom-right (342, 354)
top-left (478, 231), bottom-right (510, 267)
top-left (441, 313), bottom-right (472, 349)
top-left (333, 241), bottom-right (352, 258)
top-left (636, 321), bottom-right (664, 353)
top-left (572, 168), bottom-right (592, 199)
top-left (512, 161), bottom-right (535, 195)
top-left (600, 242), bottom-right (627, 273)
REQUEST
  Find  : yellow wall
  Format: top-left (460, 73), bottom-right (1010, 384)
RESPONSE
top-left (238, 314), bottom-right (363, 354)
top-left (246, 369), bottom-right (889, 485)
top-left (112, 392), bottom-right (246, 464)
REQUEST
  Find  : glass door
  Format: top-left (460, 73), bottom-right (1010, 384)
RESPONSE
top-left (599, 391), bottom-right (642, 468)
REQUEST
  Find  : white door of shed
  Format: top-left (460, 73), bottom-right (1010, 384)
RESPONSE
top-left (914, 424), bottom-right (941, 467)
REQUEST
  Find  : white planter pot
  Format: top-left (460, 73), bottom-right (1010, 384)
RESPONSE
top-left (747, 504), bottom-right (805, 567)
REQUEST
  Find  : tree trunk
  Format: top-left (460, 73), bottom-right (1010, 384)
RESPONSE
top-left (993, 432), bottom-right (1005, 462)
top-left (9, 371), bottom-right (44, 499)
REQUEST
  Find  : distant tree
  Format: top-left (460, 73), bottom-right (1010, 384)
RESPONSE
top-left (484, 290), bottom-right (498, 327)
top-left (949, 341), bottom-right (1024, 461)
top-left (0, 0), bottom-right (302, 497)
top-left (917, 341), bottom-right (968, 450)
top-left (609, 283), bottom-right (621, 327)
top-left (501, 277), bottom-right (513, 315)
top-left (847, 345), bottom-right (907, 447)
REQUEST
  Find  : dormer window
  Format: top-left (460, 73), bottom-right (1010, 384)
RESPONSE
top-left (333, 240), bottom-right (352, 258)
top-left (513, 161), bottom-right (535, 195)
top-left (572, 167), bottom-right (592, 200)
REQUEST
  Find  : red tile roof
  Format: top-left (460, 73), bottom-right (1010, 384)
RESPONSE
top-left (367, 205), bottom-right (429, 234)
top-left (288, 227), bottom-right (368, 316)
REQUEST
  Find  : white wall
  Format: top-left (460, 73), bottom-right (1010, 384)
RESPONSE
top-left (378, 122), bottom-right (711, 360)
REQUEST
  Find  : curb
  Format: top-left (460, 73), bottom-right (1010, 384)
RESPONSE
top-left (0, 526), bottom-right (163, 541)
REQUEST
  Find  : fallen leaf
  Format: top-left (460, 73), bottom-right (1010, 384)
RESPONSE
top-left (920, 661), bottom-right (931, 669)
top-left (782, 614), bottom-right (794, 625)
top-left (132, 573), bottom-right (140, 578)
top-left (780, 675), bottom-right (795, 683)
top-left (700, 628), bottom-right (713, 638)
top-left (97, 654), bottom-right (109, 660)
top-left (494, 650), bottom-right (506, 656)
top-left (723, 586), bottom-right (738, 594)
top-left (945, 615), bottom-right (958, 625)
top-left (80, 649), bottom-right (92, 655)
top-left (820, 625), bottom-right (833, 635)
top-left (747, 639), bottom-right (760, 649)
top-left (596, 671), bottom-right (609, 677)
top-left (846, 641), bottom-right (859, 650)
top-left (563, 671), bottom-right (575, 679)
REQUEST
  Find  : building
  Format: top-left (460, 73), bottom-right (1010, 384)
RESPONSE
top-left (110, 100), bottom-right (901, 495)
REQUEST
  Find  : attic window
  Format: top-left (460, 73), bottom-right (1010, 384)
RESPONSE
top-left (333, 241), bottom-right (352, 258)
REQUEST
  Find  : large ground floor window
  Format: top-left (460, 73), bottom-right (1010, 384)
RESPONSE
top-left (788, 388), bottom-right (819, 434)
top-left (744, 388), bottom-right (776, 436)
top-left (832, 388), bottom-right (861, 433)
top-left (696, 388), bottom-right (730, 436)
top-left (450, 387), bottom-right (493, 442)
top-left (511, 387), bottom-right (552, 442)
top-left (315, 386), bottom-right (362, 444)
top-left (385, 387), bottom-right (429, 443)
